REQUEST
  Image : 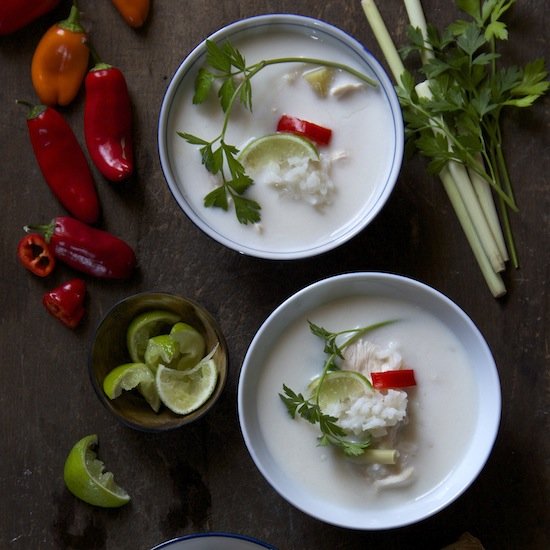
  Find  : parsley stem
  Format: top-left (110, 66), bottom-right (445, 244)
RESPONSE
top-left (219, 56), bottom-right (378, 139)
top-left (252, 57), bottom-right (379, 88)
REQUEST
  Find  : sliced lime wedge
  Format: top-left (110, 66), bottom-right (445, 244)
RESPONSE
top-left (170, 322), bottom-right (206, 371)
top-left (63, 435), bottom-right (130, 508)
top-left (126, 310), bottom-right (181, 363)
top-left (144, 334), bottom-right (179, 374)
top-left (103, 362), bottom-right (160, 412)
top-left (156, 359), bottom-right (218, 416)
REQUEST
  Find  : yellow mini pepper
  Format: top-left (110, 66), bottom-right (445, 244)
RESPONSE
top-left (31, 2), bottom-right (89, 106)
top-left (111, 0), bottom-right (150, 28)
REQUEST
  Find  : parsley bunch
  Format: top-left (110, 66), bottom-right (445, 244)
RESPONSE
top-left (178, 40), bottom-right (378, 225)
top-left (397, 0), bottom-right (548, 268)
top-left (362, 0), bottom-right (548, 296)
top-left (279, 319), bottom-right (395, 457)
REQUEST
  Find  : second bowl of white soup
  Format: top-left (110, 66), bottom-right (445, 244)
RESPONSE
top-left (238, 273), bottom-right (501, 529)
top-left (158, 15), bottom-right (403, 259)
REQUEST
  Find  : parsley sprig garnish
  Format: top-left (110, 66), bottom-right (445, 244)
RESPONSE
top-left (178, 40), bottom-right (378, 225)
top-left (279, 319), bottom-right (395, 456)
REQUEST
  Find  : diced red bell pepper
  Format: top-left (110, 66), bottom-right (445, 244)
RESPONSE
top-left (43, 278), bottom-right (86, 329)
top-left (17, 233), bottom-right (55, 277)
top-left (371, 369), bottom-right (417, 389)
top-left (276, 114), bottom-right (332, 146)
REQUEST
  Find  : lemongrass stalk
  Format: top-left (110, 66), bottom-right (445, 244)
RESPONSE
top-left (415, 82), bottom-right (505, 272)
top-left (403, 0), bottom-right (434, 64)
top-left (361, 0), bottom-right (506, 296)
top-left (439, 167), bottom-right (506, 297)
top-left (448, 161), bottom-right (505, 271)
top-left (354, 448), bottom-right (399, 465)
top-left (361, 0), bottom-right (405, 82)
top-left (468, 154), bottom-right (509, 261)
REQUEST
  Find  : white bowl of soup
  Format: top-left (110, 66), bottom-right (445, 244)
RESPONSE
top-left (238, 273), bottom-right (501, 529)
top-left (158, 15), bottom-right (403, 259)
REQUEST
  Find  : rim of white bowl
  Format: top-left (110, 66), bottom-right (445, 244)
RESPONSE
top-left (158, 14), bottom-right (404, 259)
top-left (150, 532), bottom-right (276, 549)
top-left (237, 272), bottom-right (501, 529)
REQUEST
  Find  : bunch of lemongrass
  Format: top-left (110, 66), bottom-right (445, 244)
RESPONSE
top-left (361, 0), bottom-right (513, 297)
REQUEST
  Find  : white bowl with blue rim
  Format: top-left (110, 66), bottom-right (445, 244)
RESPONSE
top-left (158, 14), bottom-right (403, 259)
top-left (150, 532), bottom-right (275, 550)
top-left (238, 272), bottom-right (501, 529)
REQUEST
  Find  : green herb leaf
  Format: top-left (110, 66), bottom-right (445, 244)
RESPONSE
top-left (510, 59), bottom-right (549, 98)
top-left (233, 195), bottom-right (261, 225)
top-left (456, 24), bottom-right (486, 56)
top-left (204, 186), bottom-right (228, 211)
top-left (193, 68), bottom-right (215, 104)
top-left (177, 132), bottom-right (210, 146)
top-left (457, 0), bottom-right (481, 21)
top-left (218, 77), bottom-right (237, 112)
top-left (205, 39), bottom-right (231, 72)
top-left (485, 20), bottom-right (508, 41)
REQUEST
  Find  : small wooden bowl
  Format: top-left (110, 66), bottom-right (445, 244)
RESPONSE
top-left (89, 292), bottom-right (228, 431)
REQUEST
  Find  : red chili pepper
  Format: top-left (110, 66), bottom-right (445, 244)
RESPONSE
top-left (0, 0), bottom-right (60, 35)
top-left (25, 217), bottom-right (137, 280)
top-left (84, 61), bottom-right (134, 182)
top-left (18, 101), bottom-right (100, 224)
top-left (17, 233), bottom-right (56, 277)
top-left (43, 278), bottom-right (86, 328)
top-left (276, 115), bottom-right (333, 146)
top-left (371, 369), bottom-right (417, 389)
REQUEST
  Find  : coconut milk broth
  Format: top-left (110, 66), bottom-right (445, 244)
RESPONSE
top-left (168, 26), bottom-right (397, 254)
top-left (256, 295), bottom-right (478, 509)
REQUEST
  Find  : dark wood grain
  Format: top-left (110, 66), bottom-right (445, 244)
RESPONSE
top-left (1, 1), bottom-right (548, 549)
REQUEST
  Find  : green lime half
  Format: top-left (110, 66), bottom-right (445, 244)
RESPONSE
top-left (126, 310), bottom-right (181, 363)
top-left (63, 434), bottom-right (130, 508)
top-left (156, 359), bottom-right (218, 416)
top-left (170, 322), bottom-right (206, 371)
top-left (310, 370), bottom-right (371, 413)
top-left (238, 133), bottom-right (319, 173)
top-left (103, 362), bottom-right (160, 412)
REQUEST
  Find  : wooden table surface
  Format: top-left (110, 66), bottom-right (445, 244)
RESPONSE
top-left (1, 1), bottom-right (548, 549)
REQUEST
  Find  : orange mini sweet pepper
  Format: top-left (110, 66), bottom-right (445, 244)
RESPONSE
top-left (31, 1), bottom-right (89, 106)
top-left (111, 0), bottom-right (150, 28)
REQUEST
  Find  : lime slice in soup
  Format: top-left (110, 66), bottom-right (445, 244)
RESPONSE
top-left (156, 360), bottom-right (218, 415)
top-left (310, 370), bottom-right (371, 413)
top-left (239, 133), bottom-right (319, 173)
top-left (103, 362), bottom-right (161, 412)
top-left (127, 310), bottom-right (181, 363)
top-left (63, 435), bottom-right (130, 508)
